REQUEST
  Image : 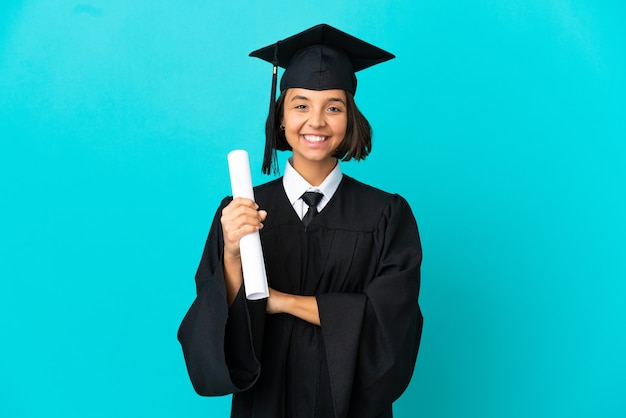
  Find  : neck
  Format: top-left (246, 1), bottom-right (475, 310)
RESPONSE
top-left (291, 158), bottom-right (337, 186)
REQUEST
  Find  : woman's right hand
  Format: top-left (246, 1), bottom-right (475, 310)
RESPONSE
top-left (220, 197), bottom-right (267, 260)
top-left (220, 197), bottom-right (267, 306)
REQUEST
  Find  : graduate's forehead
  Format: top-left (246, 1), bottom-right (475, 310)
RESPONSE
top-left (284, 88), bottom-right (347, 102)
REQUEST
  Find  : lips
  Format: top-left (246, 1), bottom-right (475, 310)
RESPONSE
top-left (303, 134), bottom-right (327, 143)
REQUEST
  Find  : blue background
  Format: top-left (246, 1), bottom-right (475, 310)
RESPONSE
top-left (1, 1), bottom-right (625, 417)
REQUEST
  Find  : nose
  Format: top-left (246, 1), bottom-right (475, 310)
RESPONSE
top-left (307, 109), bottom-right (327, 128)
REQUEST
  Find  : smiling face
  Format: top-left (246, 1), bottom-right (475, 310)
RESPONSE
top-left (281, 88), bottom-right (348, 179)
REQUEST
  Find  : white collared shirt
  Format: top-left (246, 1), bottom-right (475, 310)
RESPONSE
top-left (282, 158), bottom-right (343, 220)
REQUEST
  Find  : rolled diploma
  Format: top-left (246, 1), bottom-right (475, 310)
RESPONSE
top-left (227, 150), bottom-right (269, 300)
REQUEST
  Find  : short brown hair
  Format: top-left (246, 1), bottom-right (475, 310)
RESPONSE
top-left (264, 90), bottom-right (372, 173)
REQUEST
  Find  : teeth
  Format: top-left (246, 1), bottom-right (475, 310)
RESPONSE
top-left (303, 135), bottom-right (326, 143)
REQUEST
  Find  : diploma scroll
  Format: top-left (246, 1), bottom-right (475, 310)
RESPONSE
top-left (227, 150), bottom-right (269, 300)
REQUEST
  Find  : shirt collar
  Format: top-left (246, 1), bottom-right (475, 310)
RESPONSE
top-left (283, 158), bottom-right (343, 208)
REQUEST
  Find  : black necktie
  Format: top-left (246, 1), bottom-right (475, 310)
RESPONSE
top-left (301, 191), bottom-right (323, 228)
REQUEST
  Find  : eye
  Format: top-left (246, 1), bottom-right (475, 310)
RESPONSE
top-left (295, 104), bottom-right (308, 110)
top-left (327, 106), bottom-right (343, 113)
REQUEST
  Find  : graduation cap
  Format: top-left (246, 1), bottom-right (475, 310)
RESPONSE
top-left (249, 24), bottom-right (395, 174)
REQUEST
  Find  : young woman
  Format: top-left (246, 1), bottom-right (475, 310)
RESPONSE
top-left (178, 24), bottom-right (423, 418)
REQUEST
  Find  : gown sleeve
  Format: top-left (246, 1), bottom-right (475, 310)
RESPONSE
top-left (316, 194), bottom-right (423, 418)
top-left (177, 198), bottom-right (265, 396)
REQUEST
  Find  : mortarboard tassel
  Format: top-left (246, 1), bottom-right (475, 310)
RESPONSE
top-left (262, 43), bottom-right (280, 175)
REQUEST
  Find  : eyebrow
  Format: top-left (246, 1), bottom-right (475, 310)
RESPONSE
top-left (290, 95), bottom-right (346, 105)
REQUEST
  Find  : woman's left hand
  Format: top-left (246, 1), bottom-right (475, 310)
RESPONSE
top-left (266, 288), bottom-right (321, 326)
top-left (266, 288), bottom-right (287, 314)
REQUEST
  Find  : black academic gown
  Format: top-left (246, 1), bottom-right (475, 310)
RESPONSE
top-left (178, 175), bottom-right (423, 418)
